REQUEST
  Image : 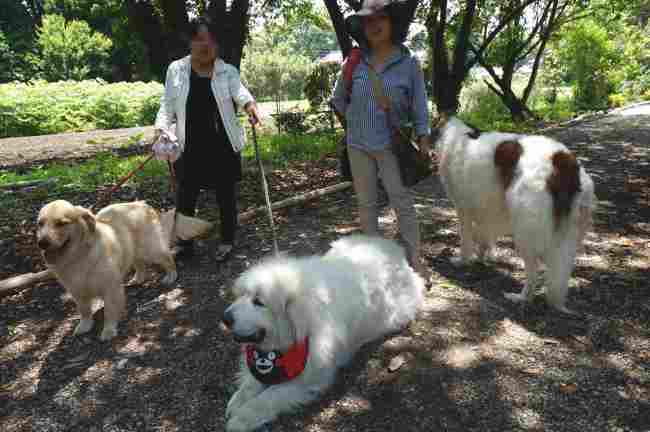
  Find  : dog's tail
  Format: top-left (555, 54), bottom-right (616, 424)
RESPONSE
top-left (160, 209), bottom-right (213, 244)
top-left (494, 140), bottom-right (523, 189)
top-left (546, 151), bottom-right (582, 229)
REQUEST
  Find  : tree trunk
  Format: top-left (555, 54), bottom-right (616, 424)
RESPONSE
top-left (207, 0), bottom-right (250, 69)
top-left (324, 0), bottom-right (353, 58)
top-left (125, 0), bottom-right (171, 80)
top-left (428, 0), bottom-right (477, 114)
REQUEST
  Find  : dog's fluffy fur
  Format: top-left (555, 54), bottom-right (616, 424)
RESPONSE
top-left (37, 200), bottom-right (212, 340)
top-left (435, 116), bottom-right (595, 314)
top-left (222, 235), bottom-right (424, 431)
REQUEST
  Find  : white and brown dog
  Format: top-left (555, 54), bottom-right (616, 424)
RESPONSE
top-left (434, 116), bottom-right (596, 314)
top-left (37, 200), bottom-right (212, 340)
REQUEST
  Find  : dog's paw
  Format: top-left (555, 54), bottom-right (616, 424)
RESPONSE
top-left (99, 322), bottom-right (118, 341)
top-left (161, 271), bottom-right (178, 286)
top-left (127, 272), bottom-right (147, 286)
top-left (73, 318), bottom-right (94, 336)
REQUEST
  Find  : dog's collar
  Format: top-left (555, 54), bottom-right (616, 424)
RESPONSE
top-left (244, 337), bottom-right (309, 385)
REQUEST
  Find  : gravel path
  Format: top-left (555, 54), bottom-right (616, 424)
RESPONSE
top-left (1, 109), bottom-right (649, 432)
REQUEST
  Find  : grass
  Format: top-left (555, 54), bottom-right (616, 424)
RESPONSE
top-left (0, 152), bottom-right (169, 191)
top-left (0, 131), bottom-right (339, 189)
top-left (242, 130), bottom-right (340, 166)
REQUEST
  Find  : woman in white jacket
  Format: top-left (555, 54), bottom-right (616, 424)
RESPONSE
top-left (155, 16), bottom-right (260, 261)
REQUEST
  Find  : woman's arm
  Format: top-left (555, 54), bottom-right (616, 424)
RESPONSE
top-left (411, 57), bottom-right (430, 140)
top-left (228, 65), bottom-right (260, 123)
top-left (330, 72), bottom-right (347, 126)
top-left (228, 66), bottom-right (254, 110)
top-left (154, 62), bottom-right (177, 133)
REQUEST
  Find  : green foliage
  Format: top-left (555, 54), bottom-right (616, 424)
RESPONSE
top-left (275, 111), bottom-right (308, 135)
top-left (42, 0), bottom-right (153, 81)
top-left (611, 24), bottom-right (650, 100)
top-left (304, 62), bottom-right (340, 110)
top-left (555, 20), bottom-right (617, 111)
top-left (0, 80), bottom-right (163, 138)
top-left (240, 34), bottom-right (311, 104)
top-left (36, 14), bottom-right (113, 81)
top-left (459, 82), bottom-right (513, 130)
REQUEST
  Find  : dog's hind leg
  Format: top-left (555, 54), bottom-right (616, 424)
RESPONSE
top-left (451, 210), bottom-right (475, 266)
top-left (505, 251), bottom-right (538, 304)
top-left (101, 283), bottom-right (125, 341)
top-left (127, 262), bottom-right (147, 286)
top-left (545, 245), bottom-right (578, 315)
top-left (156, 252), bottom-right (178, 286)
top-left (73, 300), bottom-right (95, 336)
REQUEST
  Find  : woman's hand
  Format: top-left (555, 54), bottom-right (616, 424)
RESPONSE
top-left (417, 135), bottom-right (432, 156)
top-left (244, 102), bottom-right (261, 125)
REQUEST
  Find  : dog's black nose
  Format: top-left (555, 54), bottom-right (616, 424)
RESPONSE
top-left (37, 237), bottom-right (50, 250)
top-left (222, 308), bottom-right (234, 329)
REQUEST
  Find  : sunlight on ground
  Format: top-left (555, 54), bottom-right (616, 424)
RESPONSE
top-left (443, 343), bottom-right (481, 369)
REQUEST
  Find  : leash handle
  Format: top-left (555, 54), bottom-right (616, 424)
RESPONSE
top-left (250, 119), bottom-right (280, 256)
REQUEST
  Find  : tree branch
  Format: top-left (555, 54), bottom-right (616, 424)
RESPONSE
top-left (468, 0), bottom-right (538, 70)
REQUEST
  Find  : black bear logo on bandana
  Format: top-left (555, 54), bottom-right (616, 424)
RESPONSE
top-left (244, 338), bottom-right (309, 386)
top-left (253, 350), bottom-right (276, 375)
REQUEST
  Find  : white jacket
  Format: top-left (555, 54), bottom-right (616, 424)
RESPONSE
top-left (154, 55), bottom-right (254, 153)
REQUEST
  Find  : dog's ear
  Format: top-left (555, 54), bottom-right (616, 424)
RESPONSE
top-left (75, 206), bottom-right (96, 233)
top-left (285, 294), bottom-right (311, 343)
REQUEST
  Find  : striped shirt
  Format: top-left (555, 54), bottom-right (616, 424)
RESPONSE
top-left (331, 45), bottom-right (430, 152)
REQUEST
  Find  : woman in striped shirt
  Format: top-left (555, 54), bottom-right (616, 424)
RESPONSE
top-left (331, 0), bottom-right (431, 277)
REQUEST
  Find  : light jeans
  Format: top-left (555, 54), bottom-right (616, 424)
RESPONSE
top-left (348, 145), bottom-right (420, 263)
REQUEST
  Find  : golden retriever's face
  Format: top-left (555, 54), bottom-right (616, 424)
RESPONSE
top-left (37, 200), bottom-right (95, 261)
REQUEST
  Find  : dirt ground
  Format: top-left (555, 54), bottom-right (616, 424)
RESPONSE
top-left (1, 112), bottom-right (649, 432)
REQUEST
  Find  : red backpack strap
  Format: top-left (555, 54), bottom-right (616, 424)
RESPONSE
top-left (343, 47), bottom-right (362, 103)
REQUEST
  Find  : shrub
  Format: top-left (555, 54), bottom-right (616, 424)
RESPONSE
top-left (0, 80), bottom-right (162, 137)
top-left (240, 37), bottom-right (311, 105)
top-left (555, 20), bottom-right (617, 112)
top-left (608, 93), bottom-right (626, 108)
top-left (275, 110), bottom-right (308, 135)
top-left (459, 82), bottom-right (512, 130)
top-left (36, 14), bottom-right (113, 81)
top-left (304, 62), bottom-right (340, 110)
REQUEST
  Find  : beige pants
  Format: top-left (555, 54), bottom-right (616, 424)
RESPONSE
top-left (348, 145), bottom-right (420, 263)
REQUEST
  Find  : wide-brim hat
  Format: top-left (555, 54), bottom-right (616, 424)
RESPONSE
top-left (345, 0), bottom-right (412, 46)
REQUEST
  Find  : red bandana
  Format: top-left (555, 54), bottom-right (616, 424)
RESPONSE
top-left (244, 338), bottom-right (309, 385)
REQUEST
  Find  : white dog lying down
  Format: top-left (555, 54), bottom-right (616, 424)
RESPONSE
top-left (221, 235), bottom-right (425, 432)
top-left (435, 116), bottom-right (595, 314)
top-left (36, 200), bottom-right (212, 340)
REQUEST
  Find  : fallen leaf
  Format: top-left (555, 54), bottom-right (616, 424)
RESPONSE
top-left (559, 383), bottom-right (578, 394)
top-left (388, 354), bottom-right (411, 372)
top-left (334, 223), bottom-right (360, 234)
top-left (522, 367), bottom-right (543, 376)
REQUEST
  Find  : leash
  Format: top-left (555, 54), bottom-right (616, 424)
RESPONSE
top-left (92, 138), bottom-right (176, 212)
top-left (250, 119), bottom-right (280, 256)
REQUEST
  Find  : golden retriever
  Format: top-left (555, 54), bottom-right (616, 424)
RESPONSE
top-left (36, 200), bottom-right (212, 340)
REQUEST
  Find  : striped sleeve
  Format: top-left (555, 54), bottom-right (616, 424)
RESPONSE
top-left (411, 57), bottom-right (430, 137)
